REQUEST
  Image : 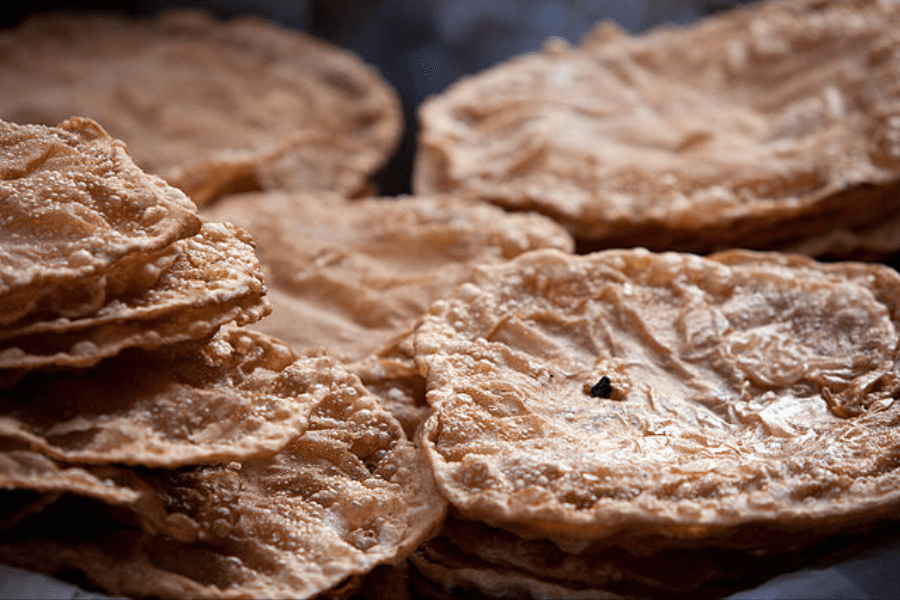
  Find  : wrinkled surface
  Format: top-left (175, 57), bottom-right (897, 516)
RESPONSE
top-left (205, 192), bottom-right (573, 361)
top-left (0, 221), bottom-right (270, 372)
top-left (414, 0), bottom-right (900, 254)
top-left (0, 328), bottom-right (317, 468)
top-left (0, 355), bottom-right (447, 599)
top-left (0, 117), bottom-right (201, 325)
top-left (0, 10), bottom-right (402, 206)
top-left (415, 248), bottom-right (900, 552)
top-left (0, 225), bottom-right (270, 376)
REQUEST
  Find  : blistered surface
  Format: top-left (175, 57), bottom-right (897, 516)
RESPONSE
top-left (0, 328), bottom-right (316, 468)
top-left (204, 191), bottom-right (573, 361)
top-left (347, 328), bottom-right (430, 439)
top-left (0, 11), bottom-right (402, 205)
top-left (414, 0), bottom-right (900, 253)
top-left (0, 355), bottom-right (447, 599)
top-left (0, 117), bottom-right (201, 325)
top-left (0, 220), bottom-right (271, 372)
top-left (415, 248), bottom-right (900, 551)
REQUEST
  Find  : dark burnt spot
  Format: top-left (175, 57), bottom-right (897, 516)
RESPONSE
top-left (590, 375), bottom-right (612, 399)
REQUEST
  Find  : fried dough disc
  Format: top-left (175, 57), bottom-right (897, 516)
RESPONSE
top-left (414, 0), bottom-right (900, 255)
top-left (415, 248), bottom-right (900, 553)
top-left (0, 221), bottom-right (270, 374)
top-left (204, 192), bottom-right (574, 362)
top-left (0, 10), bottom-right (402, 206)
top-left (0, 117), bottom-right (201, 326)
top-left (0, 327), bottom-right (326, 468)
top-left (0, 356), bottom-right (447, 599)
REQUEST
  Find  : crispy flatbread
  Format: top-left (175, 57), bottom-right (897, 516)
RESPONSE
top-left (0, 117), bottom-right (201, 326)
top-left (0, 221), bottom-right (270, 372)
top-left (0, 442), bottom-right (198, 541)
top-left (0, 328), bottom-right (317, 468)
top-left (415, 248), bottom-right (900, 553)
top-left (0, 355), bottom-right (446, 599)
top-left (414, 0), bottom-right (900, 255)
top-left (0, 10), bottom-right (402, 205)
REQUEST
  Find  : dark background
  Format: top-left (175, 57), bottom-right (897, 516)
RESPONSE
top-left (0, 0), bottom-right (756, 195)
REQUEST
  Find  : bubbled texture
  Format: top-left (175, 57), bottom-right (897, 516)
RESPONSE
top-left (0, 117), bottom-right (201, 325)
top-left (0, 221), bottom-right (270, 371)
top-left (0, 352), bottom-right (447, 599)
top-left (0, 328), bottom-right (311, 468)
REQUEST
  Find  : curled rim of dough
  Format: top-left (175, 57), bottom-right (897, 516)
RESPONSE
top-left (0, 117), bottom-right (201, 326)
top-left (0, 221), bottom-right (271, 372)
top-left (415, 248), bottom-right (900, 552)
top-left (0, 441), bottom-right (197, 541)
top-left (0, 328), bottom-right (319, 468)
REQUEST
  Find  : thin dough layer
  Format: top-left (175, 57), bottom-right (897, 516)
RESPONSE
top-left (0, 117), bottom-right (201, 325)
top-left (204, 192), bottom-right (573, 362)
top-left (0, 352), bottom-right (447, 599)
top-left (0, 221), bottom-right (271, 372)
top-left (0, 328), bottom-right (311, 468)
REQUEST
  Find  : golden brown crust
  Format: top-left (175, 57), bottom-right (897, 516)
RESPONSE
top-left (0, 328), bottom-right (313, 468)
top-left (0, 10), bottom-right (402, 205)
top-left (414, 248), bottom-right (900, 552)
top-left (0, 221), bottom-right (271, 372)
top-left (0, 353), bottom-right (447, 599)
top-left (414, 0), bottom-right (900, 255)
top-left (204, 191), bottom-right (574, 362)
top-left (0, 117), bottom-right (201, 325)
